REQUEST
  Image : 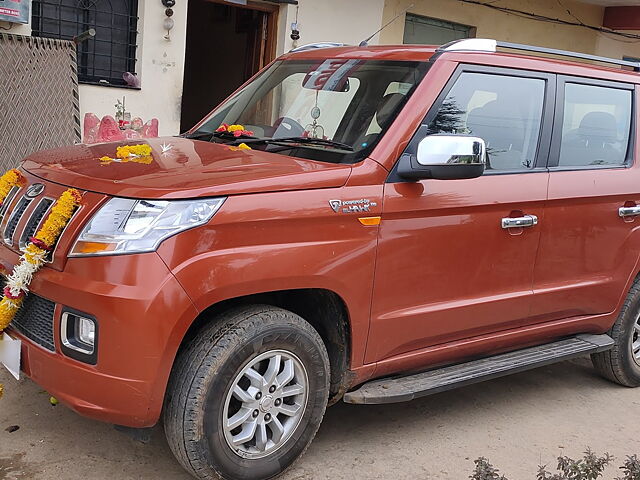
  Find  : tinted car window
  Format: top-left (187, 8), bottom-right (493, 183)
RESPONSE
top-left (428, 72), bottom-right (545, 171)
top-left (558, 83), bottom-right (632, 167)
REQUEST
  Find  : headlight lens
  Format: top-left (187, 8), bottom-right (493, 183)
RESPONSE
top-left (69, 197), bottom-right (225, 256)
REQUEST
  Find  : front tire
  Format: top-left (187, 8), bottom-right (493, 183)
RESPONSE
top-left (592, 278), bottom-right (640, 387)
top-left (164, 305), bottom-right (330, 480)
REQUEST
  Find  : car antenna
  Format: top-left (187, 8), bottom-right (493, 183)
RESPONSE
top-left (359, 3), bottom-right (415, 47)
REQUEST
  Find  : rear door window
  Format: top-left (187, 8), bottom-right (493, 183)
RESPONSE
top-left (557, 82), bottom-right (632, 167)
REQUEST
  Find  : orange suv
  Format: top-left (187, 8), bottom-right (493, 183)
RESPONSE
top-left (2, 39), bottom-right (640, 480)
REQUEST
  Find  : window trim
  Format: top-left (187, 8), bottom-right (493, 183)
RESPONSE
top-left (388, 64), bottom-right (556, 182)
top-left (548, 75), bottom-right (636, 171)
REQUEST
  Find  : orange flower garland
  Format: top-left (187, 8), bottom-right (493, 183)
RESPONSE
top-left (99, 143), bottom-right (153, 165)
top-left (0, 177), bottom-right (81, 399)
top-left (227, 143), bottom-right (252, 151)
top-left (0, 169), bottom-right (24, 205)
top-left (0, 188), bottom-right (82, 333)
top-left (216, 124), bottom-right (254, 137)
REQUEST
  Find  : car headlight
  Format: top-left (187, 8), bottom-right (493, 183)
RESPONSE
top-left (69, 197), bottom-right (225, 257)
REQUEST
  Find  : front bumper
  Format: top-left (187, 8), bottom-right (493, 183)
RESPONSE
top-left (1, 248), bottom-right (198, 427)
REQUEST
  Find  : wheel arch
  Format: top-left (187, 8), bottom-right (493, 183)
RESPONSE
top-left (175, 288), bottom-right (353, 403)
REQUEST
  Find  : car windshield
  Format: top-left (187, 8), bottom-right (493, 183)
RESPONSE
top-left (190, 58), bottom-right (430, 163)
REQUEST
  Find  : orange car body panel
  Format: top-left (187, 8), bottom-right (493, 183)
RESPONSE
top-left (2, 46), bottom-right (640, 427)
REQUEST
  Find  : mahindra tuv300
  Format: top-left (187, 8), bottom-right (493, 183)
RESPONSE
top-left (2, 39), bottom-right (640, 480)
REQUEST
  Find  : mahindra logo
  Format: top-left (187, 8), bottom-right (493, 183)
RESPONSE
top-left (25, 183), bottom-right (45, 199)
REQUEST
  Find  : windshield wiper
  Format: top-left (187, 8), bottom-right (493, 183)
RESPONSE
top-left (212, 131), bottom-right (258, 140)
top-left (180, 131), bottom-right (214, 140)
top-left (180, 131), bottom-right (258, 142)
top-left (236, 136), bottom-right (354, 152)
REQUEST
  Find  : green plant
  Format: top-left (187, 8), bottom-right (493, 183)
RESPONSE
top-left (537, 449), bottom-right (613, 480)
top-left (617, 455), bottom-right (640, 480)
top-left (470, 450), bottom-right (627, 480)
top-left (470, 457), bottom-right (508, 480)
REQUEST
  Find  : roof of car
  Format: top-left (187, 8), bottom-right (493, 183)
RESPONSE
top-left (280, 40), bottom-right (640, 84)
top-left (280, 45), bottom-right (438, 62)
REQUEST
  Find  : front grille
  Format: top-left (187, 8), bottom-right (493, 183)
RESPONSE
top-left (4, 196), bottom-right (31, 246)
top-left (11, 293), bottom-right (56, 352)
top-left (0, 186), bottom-right (19, 222)
top-left (19, 198), bottom-right (54, 250)
top-left (0, 181), bottom-right (81, 255)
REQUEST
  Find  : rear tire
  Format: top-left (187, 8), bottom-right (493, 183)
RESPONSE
top-left (163, 305), bottom-right (330, 480)
top-left (592, 278), bottom-right (640, 387)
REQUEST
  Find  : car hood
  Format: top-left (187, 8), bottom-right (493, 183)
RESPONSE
top-left (22, 137), bottom-right (352, 199)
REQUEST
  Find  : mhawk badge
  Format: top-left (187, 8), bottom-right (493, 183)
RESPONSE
top-left (329, 198), bottom-right (377, 214)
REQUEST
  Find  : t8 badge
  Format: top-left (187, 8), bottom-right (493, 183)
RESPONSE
top-left (329, 198), bottom-right (378, 214)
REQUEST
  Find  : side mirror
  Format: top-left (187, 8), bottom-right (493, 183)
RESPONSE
top-left (397, 135), bottom-right (486, 180)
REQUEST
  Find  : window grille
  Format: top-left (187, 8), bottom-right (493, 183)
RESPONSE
top-left (32, 0), bottom-right (139, 87)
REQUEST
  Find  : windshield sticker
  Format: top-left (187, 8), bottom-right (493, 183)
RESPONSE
top-left (329, 198), bottom-right (378, 214)
top-left (303, 60), bottom-right (362, 92)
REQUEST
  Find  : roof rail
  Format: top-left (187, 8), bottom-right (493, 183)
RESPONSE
top-left (290, 42), bottom-right (347, 53)
top-left (436, 38), bottom-right (640, 72)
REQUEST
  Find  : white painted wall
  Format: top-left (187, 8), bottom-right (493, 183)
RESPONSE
top-left (275, 0), bottom-right (386, 55)
top-left (78, 0), bottom-right (189, 137)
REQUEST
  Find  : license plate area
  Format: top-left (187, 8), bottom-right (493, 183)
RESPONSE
top-left (0, 332), bottom-right (21, 380)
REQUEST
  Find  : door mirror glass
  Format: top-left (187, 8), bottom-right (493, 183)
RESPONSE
top-left (416, 135), bottom-right (487, 166)
top-left (397, 135), bottom-right (486, 180)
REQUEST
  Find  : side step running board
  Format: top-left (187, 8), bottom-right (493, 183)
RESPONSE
top-left (343, 334), bottom-right (613, 405)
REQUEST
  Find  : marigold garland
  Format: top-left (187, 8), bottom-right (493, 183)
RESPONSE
top-left (216, 124), bottom-right (254, 137)
top-left (0, 169), bottom-right (24, 206)
top-left (0, 179), bottom-right (80, 399)
top-left (116, 144), bottom-right (152, 158)
top-left (99, 143), bottom-right (153, 165)
top-left (228, 143), bottom-right (252, 151)
top-left (0, 188), bottom-right (82, 333)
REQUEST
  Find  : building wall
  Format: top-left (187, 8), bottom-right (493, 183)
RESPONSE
top-left (5, 1), bottom-right (189, 137)
top-left (381, 0), bottom-right (640, 60)
top-left (7, 0), bottom-right (384, 137)
top-left (596, 30), bottom-right (640, 60)
top-left (275, 0), bottom-right (386, 54)
top-left (7, 0), bottom-right (638, 138)
top-left (79, 1), bottom-right (189, 137)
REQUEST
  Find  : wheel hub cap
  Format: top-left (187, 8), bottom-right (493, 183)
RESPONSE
top-left (222, 349), bottom-right (308, 459)
top-left (259, 396), bottom-right (274, 413)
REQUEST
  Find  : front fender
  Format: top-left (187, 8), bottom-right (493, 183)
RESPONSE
top-left (156, 185), bottom-right (383, 369)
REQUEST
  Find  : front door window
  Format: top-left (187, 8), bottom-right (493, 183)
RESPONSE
top-left (427, 72), bottom-right (546, 171)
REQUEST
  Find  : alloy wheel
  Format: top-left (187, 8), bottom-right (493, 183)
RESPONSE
top-left (222, 349), bottom-right (308, 459)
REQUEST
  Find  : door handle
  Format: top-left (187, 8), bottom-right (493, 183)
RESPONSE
top-left (619, 206), bottom-right (640, 218)
top-left (501, 214), bottom-right (538, 229)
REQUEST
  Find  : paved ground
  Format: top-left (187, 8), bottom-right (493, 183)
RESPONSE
top-left (1, 356), bottom-right (640, 480)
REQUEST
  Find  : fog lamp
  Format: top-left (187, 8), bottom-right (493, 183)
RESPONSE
top-left (61, 311), bottom-right (98, 363)
top-left (78, 317), bottom-right (96, 345)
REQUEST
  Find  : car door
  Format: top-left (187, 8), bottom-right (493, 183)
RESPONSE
top-left (531, 77), bottom-right (640, 321)
top-left (366, 65), bottom-right (554, 365)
